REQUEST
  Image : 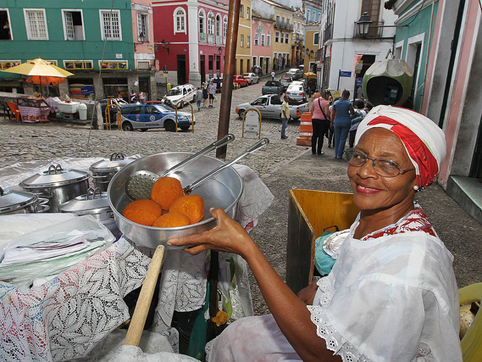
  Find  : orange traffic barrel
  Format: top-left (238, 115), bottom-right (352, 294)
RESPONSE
top-left (296, 112), bottom-right (313, 146)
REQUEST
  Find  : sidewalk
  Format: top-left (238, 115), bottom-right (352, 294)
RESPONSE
top-left (248, 146), bottom-right (482, 315)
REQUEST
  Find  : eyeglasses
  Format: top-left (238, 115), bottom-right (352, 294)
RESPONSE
top-left (344, 149), bottom-right (415, 177)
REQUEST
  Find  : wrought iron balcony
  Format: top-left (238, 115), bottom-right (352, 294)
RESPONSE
top-left (353, 20), bottom-right (385, 38)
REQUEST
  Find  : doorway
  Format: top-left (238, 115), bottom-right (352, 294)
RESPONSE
top-left (177, 55), bottom-right (186, 85)
top-left (139, 77), bottom-right (150, 100)
top-left (200, 55), bottom-right (205, 84)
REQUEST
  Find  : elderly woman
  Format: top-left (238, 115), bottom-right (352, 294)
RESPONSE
top-left (168, 106), bottom-right (461, 361)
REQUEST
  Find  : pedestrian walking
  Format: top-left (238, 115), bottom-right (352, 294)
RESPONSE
top-left (129, 90), bottom-right (137, 103)
top-left (331, 89), bottom-right (354, 158)
top-left (310, 91), bottom-right (331, 155)
top-left (138, 91), bottom-right (146, 104)
top-left (195, 87), bottom-right (203, 111)
top-left (271, 71), bottom-right (275, 81)
top-left (208, 81), bottom-right (216, 107)
top-left (202, 82), bottom-right (208, 108)
top-left (348, 100), bottom-right (367, 148)
top-left (281, 95), bottom-right (289, 139)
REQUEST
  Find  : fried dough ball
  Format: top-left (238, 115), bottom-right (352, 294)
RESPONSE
top-left (123, 199), bottom-right (163, 226)
top-left (150, 176), bottom-right (184, 210)
top-left (169, 194), bottom-right (205, 224)
top-left (152, 212), bottom-right (191, 228)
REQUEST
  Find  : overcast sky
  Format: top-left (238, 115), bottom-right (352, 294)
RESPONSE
top-left (273, 0), bottom-right (303, 9)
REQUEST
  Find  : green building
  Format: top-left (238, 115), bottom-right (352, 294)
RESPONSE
top-left (0, 1), bottom-right (156, 100)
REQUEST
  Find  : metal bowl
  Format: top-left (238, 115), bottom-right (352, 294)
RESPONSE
top-left (107, 152), bottom-right (243, 250)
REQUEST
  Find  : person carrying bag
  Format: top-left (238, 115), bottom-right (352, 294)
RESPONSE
top-left (310, 91), bottom-right (331, 155)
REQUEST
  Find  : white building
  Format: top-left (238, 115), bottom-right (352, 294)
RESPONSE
top-left (319, 0), bottom-right (397, 98)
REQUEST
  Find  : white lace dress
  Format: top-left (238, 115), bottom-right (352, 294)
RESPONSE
top-left (206, 206), bottom-right (462, 362)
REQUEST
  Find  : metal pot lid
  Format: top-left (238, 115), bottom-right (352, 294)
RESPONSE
top-left (90, 153), bottom-right (135, 173)
top-left (0, 187), bottom-right (38, 213)
top-left (19, 164), bottom-right (90, 188)
top-left (58, 188), bottom-right (111, 215)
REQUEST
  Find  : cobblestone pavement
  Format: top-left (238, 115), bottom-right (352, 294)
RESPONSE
top-left (0, 79), bottom-right (310, 179)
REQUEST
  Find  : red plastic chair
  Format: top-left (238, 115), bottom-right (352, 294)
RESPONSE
top-left (6, 102), bottom-right (20, 122)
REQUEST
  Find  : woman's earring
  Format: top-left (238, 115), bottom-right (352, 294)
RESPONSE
top-left (413, 185), bottom-right (419, 191)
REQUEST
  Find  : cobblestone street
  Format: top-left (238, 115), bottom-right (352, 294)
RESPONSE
top-left (0, 80), bottom-right (309, 179)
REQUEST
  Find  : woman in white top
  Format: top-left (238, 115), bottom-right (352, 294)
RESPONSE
top-left (169, 105), bottom-right (461, 362)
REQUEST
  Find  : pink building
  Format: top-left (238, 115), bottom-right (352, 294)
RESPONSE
top-left (251, 12), bottom-right (274, 75)
top-left (152, 0), bottom-right (229, 87)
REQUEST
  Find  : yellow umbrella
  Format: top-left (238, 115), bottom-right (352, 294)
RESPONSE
top-left (2, 58), bottom-right (73, 96)
top-left (304, 72), bottom-right (317, 79)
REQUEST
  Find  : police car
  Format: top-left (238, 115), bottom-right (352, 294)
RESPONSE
top-left (164, 84), bottom-right (197, 107)
top-left (120, 103), bottom-right (194, 132)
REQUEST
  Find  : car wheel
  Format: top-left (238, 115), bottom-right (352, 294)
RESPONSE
top-left (122, 122), bottom-right (134, 131)
top-left (238, 109), bottom-right (246, 119)
top-left (164, 120), bottom-right (176, 132)
top-left (140, 128), bottom-right (148, 132)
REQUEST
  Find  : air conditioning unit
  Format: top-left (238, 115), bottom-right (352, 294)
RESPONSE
top-left (137, 61), bottom-right (150, 70)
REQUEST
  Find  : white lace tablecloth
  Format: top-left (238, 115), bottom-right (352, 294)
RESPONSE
top-left (0, 237), bottom-right (151, 362)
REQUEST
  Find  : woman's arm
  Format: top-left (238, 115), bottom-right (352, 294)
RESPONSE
top-left (168, 208), bottom-right (340, 362)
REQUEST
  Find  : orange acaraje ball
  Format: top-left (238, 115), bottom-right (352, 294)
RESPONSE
top-left (150, 176), bottom-right (184, 210)
top-left (123, 199), bottom-right (163, 226)
top-left (169, 194), bottom-right (205, 224)
top-left (152, 212), bottom-right (191, 228)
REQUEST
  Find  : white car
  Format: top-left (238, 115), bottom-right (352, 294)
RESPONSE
top-left (243, 72), bottom-right (259, 85)
top-left (164, 84), bottom-right (196, 107)
top-left (285, 83), bottom-right (306, 101)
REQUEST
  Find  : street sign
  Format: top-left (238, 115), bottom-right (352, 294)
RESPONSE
top-left (339, 71), bottom-right (352, 77)
top-left (356, 77), bottom-right (363, 87)
top-left (242, 108), bottom-right (262, 138)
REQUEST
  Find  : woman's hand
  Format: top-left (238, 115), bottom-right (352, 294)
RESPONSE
top-left (167, 208), bottom-right (255, 257)
top-left (297, 282), bottom-right (318, 305)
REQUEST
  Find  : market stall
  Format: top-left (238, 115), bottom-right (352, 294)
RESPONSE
top-left (0, 156), bottom-right (274, 361)
top-left (17, 97), bottom-right (51, 123)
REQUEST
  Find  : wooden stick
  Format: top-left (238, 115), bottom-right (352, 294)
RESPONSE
top-left (124, 245), bottom-right (165, 346)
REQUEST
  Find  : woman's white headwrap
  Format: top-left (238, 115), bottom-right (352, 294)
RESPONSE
top-left (355, 105), bottom-right (446, 189)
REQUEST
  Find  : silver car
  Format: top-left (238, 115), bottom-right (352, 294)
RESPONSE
top-left (243, 72), bottom-right (260, 85)
top-left (285, 83), bottom-right (306, 101)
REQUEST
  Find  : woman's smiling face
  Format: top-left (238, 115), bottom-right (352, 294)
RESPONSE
top-left (348, 128), bottom-right (417, 218)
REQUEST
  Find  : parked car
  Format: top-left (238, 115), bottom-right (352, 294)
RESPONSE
top-left (279, 76), bottom-right (292, 89)
top-left (120, 103), bottom-right (195, 132)
top-left (233, 75), bottom-right (249, 87)
top-left (286, 68), bottom-right (303, 80)
top-left (262, 80), bottom-right (284, 95)
top-left (243, 72), bottom-right (259, 85)
top-left (164, 84), bottom-right (196, 107)
top-left (235, 94), bottom-right (308, 120)
top-left (285, 83), bottom-right (306, 101)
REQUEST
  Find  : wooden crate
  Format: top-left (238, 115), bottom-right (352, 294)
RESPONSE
top-left (286, 189), bottom-right (359, 293)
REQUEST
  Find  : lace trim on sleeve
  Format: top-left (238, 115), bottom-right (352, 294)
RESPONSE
top-left (308, 305), bottom-right (374, 362)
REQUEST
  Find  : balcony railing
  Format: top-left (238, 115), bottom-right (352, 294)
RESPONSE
top-left (353, 20), bottom-right (385, 38)
top-left (274, 22), bottom-right (293, 31)
top-left (323, 23), bottom-right (332, 43)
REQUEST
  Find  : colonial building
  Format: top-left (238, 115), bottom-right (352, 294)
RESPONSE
top-left (319, 0), bottom-right (397, 97)
top-left (236, 0), bottom-right (253, 75)
top-left (304, 22), bottom-right (320, 74)
top-left (0, 1), bottom-right (157, 100)
top-left (291, 9), bottom-right (305, 67)
top-left (152, 0), bottom-right (229, 88)
top-left (386, 0), bottom-right (482, 224)
top-left (251, 9), bottom-right (274, 75)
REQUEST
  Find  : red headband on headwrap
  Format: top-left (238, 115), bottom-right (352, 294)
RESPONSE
top-left (367, 116), bottom-right (439, 188)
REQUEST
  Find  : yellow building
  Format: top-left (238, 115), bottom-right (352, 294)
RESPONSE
top-left (235, 0), bottom-right (252, 74)
top-left (304, 22), bottom-right (320, 74)
top-left (270, 0), bottom-right (294, 71)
